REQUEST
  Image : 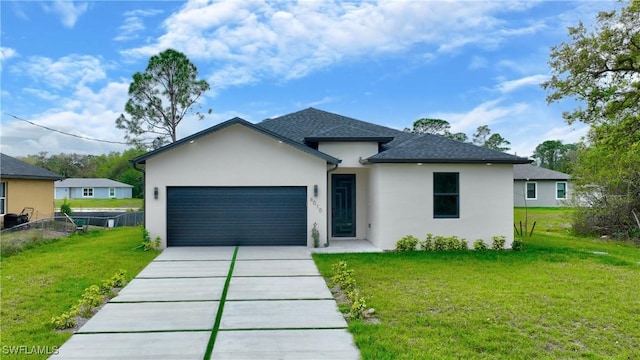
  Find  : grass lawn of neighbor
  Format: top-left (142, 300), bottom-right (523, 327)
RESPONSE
top-left (54, 198), bottom-right (143, 210)
top-left (0, 227), bottom-right (159, 360)
top-left (314, 207), bottom-right (640, 359)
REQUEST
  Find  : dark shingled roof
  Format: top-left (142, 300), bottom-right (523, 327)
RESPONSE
top-left (0, 153), bottom-right (64, 180)
top-left (514, 164), bottom-right (571, 180)
top-left (258, 108), bottom-right (531, 164)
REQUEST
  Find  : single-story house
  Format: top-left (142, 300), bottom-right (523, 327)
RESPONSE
top-left (55, 178), bottom-right (133, 199)
top-left (1, 153), bottom-right (64, 226)
top-left (513, 164), bottom-right (572, 207)
top-left (132, 108), bottom-right (531, 250)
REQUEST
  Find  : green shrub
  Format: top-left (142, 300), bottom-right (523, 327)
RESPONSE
top-left (60, 198), bottom-right (73, 216)
top-left (492, 236), bottom-right (507, 250)
top-left (312, 222), bottom-right (320, 248)
top-left (433, 236), bottom-right (447, 251)
top-left (420, 234), bottom-right (435, 251)
top-left (460, 239), bottom-right (468, 250)
top-left (51, 312), bottom-right (76, 330)
top-left (395, 235), bottom-right (419, 251)
top-left (512, 238), bottom-right (523, 251)
top-left (474, 239), bottom-right (488, 250)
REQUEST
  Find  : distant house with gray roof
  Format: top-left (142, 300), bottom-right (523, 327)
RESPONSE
top-left (513, 164), bottom-right (572, 207)
top-left (55, 178), bottom-right (133, 199)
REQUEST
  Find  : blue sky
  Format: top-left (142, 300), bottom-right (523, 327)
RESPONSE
top-left (0, 0), bottom-right (618, 158)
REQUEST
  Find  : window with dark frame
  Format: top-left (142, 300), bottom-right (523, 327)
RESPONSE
top-left (434, 172), bottom-right (459, 218)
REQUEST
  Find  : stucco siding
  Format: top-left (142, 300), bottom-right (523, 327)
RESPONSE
top-left (1, 178), bottom-right (55, 221)
top-left (514, 180), bottom-right (572, 207)
top-left (144, 124), bottom-right (328, 248)
top-left (319, 142), bottom-right (378, 167)
top-left (368, 163), bottom-right (514, 250)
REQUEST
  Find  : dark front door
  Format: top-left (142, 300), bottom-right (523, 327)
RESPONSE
top-left (332, 174), bottom-right (356, 237)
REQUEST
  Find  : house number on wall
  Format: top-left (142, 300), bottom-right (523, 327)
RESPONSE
top-left (309, 197), bottom-right (323, 213)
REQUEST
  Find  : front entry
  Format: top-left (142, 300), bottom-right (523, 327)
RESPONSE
top-left (332, 174), bottom-right (356, 237)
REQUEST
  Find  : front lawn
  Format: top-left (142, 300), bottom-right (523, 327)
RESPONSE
top-left (0, 227), bottom-right (159, 360)
top-left (314, 209), bottom-right (640, 359)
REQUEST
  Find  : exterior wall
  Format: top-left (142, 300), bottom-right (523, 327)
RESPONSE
top-left (0, 178), bottom-right (56, 223)
top-left (144, 124), bottom-right (329, 248)
top-left (367, 163), bottom-right (515, 250)
top-left (318, 142), bottom-right (378, 167)
top-left (328, 167), bottom-right (370, 241)
top-left (56, 187), bottom-right (132, 199)
top-left (513, 180), bottom-right (572, 207)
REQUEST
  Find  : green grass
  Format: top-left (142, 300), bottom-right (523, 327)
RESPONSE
top-left (0, 227), bottom-right (159, 360)
top-left (55, 198), bottom-right (143, 209)
top-left (313, 208), bottom-right (640, 359)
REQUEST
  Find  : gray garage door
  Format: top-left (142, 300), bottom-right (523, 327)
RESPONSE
top-left (167, 186), bottom-right (307, 246)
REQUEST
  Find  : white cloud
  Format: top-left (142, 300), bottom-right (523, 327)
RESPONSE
top-left (43, 1), bottom-right (89, 28)
top-left (429, 99), bottom-right (530, 135)
top-left (11, 55), bottom-right (107, 90)
top-left (115, 8), bottom-right (163, 42)
top-left (469, 56), bottom-right (488, 70)
top-left (496, 74), bottom-right (549, 93)
top-left (0, 47), bottom-right (17, 71)
top-left (121, 0), bottom-right (544, 91)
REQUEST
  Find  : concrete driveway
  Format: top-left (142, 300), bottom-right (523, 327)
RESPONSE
top-left (52, 247), bottom-right (360, 360)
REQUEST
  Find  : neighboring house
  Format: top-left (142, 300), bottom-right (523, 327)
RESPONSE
top-left (513, 164), bottom-right (572, 207)
top-left (0, 153), bottom-right (64, 226)
top-left (55, 178), bottom-right (133, 199)
top-left (132, 108), bottom-right (531, 250)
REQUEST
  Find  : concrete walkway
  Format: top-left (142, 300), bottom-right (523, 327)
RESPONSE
top-left (52, 247), bottom-right (360, 360)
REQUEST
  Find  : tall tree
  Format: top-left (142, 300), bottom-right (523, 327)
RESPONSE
top-left (532, 140), bottom-right (577, 173)
top-left (116, 49), bottom-right (211, 149)
top-left (472, 125), bottom-right (510, 151)
top-left (405, 118), bottom-right (468, 142)
top-left (542, 0), bottom-right (640, 239)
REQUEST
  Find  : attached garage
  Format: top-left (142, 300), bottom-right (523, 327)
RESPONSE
top-left (167, 186), bottom-right (307, 246)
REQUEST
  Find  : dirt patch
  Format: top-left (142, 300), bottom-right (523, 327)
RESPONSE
top-left (56, 288), bottom-right (122, 334)
top-left (330, 285), bottom-right (380, 324)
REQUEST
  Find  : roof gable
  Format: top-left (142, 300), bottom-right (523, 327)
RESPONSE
top-left (0, 153), bottom-right (64, 180)
top-left (131, 117), bottom-right (340, 165)
top-left (514, 164), bottom-right (571, 180)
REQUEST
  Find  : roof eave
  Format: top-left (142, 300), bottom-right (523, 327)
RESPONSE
top-left (304, 136), bottom-right (394, 144)
top-left (131, 118), bottom-right (341, 166)
top-left (364, 158), bottom-right (533, 164)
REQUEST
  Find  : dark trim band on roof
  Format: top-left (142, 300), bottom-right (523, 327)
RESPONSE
top-left (362, 158), bottom-right (533, 165)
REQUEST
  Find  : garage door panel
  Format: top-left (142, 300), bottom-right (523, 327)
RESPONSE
top-left (167, 187), bottom-right (307, 246)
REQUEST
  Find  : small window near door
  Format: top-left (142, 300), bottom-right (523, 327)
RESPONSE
top-left (556, 182), bottom-right (567, 200)
top-left (526, 182), bottom-right (537, 200)
top-left (0, 182), bottom-right (6, 215)
top-left (109, 188), bottom-right (116, 198)
top-left (83, 188), bottom-right (94, 198)
top-left (434, 172), bottom-right (459, 218)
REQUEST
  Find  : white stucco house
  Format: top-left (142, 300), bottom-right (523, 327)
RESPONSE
top-left (132, 108), bottom-right (531, 250)
top-left (55, 178), bottom-right (133, 199)
top-left (513, 164), bottom-right (572, 207)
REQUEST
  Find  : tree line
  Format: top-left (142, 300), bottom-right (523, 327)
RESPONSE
top-left (20, 149), bottom-right (146, 198)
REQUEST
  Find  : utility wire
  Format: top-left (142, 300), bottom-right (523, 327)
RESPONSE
top-left (3, 112), bottom-right (129, 145)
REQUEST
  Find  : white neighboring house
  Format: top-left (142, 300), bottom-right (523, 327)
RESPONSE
top-left (55, 178), bottom-right (133, 200)
top-left (132, 108), bottom-right (531, 250)
top-left (513, 164), bottom-right (572, 207)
